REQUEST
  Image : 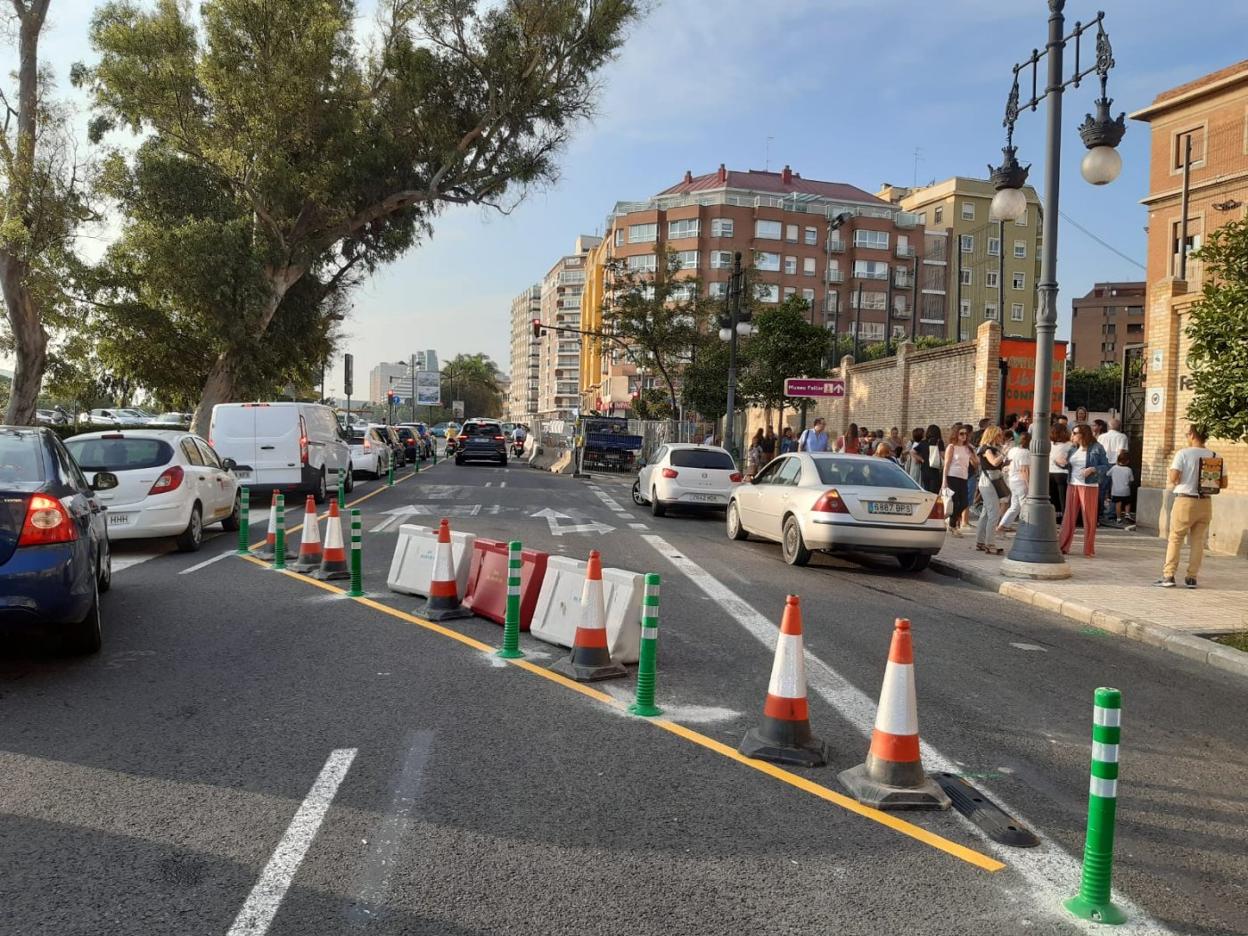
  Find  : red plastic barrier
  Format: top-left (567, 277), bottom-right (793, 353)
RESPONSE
top-left (462, 538), bottom-right (548, 630)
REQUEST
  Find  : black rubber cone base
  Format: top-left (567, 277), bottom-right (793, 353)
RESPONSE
top-left (739, 727), bottom-right (830, 768)
top-left (292, 557), bottom-right (321, 573)
top-left (255, 545), bottom-right (295, 561)
top-left (549, 655), bottom-right (627, 682)
top-left (421, 603), bottom-right (473, 622)
top-left (311, 566), bottom-right (349, 581)
top-left (838, 763), bottom-right (951, 810)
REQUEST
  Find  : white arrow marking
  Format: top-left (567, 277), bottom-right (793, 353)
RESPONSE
top-left (530, 508), bottom-right (613, 536)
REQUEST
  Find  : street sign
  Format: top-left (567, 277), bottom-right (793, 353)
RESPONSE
top-left (784, 378), bottom-right (845, 398)
top-left (394, 396), bottom-right (403, 405)
top-left (452, 400), bottom-right (465, 419)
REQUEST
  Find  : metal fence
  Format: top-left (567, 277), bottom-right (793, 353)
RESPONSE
top-left (533, 417), bottom-right (714, 474)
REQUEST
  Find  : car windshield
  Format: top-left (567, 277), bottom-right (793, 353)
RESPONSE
top-left (66, 436), bottom-right (174, 472)
top-left (670, 449), bottom-right (735, 470)
top-left (813, 457), bottom-right (920, 489)
top-left (0, 431), bottom-right (45, 483)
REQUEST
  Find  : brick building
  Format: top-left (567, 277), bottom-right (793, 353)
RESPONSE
top-left (506, 284), bottom-right (541, 422)
top-left (1068, 282), bottom-right (1146, 370)
top-left (1132, 59), bottom-right (1248, 556)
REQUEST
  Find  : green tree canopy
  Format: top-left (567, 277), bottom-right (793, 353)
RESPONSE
top-left (1064, 364), bottom-right (1121, 413)
top-left (1185, 219), bottom-right (1248, 441)
top-left (440, 353), bottom-right (503, 420)
top-left (738, 296), bottom-right (829, 412)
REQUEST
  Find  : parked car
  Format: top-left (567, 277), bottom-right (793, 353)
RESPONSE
top-left (0, 426), bottom-right (114, 653)
top-left (395, 425), bottom-right (428, 462)
top-left (454, 420), bottom-right (507, 466)
top-left (431, 422), bottom-right (451, 438)
top-left (633, 444), bottom-right (742, 517)
top-left (35, 408), bottom-right (69, 426)
top-left (208, 402), bottom-right (352, 503)
top-left (349, 426), bottom-right (391, 479)
top-left (65, 430), bottom-right (240, 552)
top-left (409, 423), bottom-right (435, 457)
top-left (150, 412), bottom-right (193, 427)
top-left (371, 424), bottom-right (406, 469)
top-left (80, 408), bottom-right (123, 427)
top-left (114, 408), bottom-right (154, 425)
top-left (726, 452), bottom-right (944, 571)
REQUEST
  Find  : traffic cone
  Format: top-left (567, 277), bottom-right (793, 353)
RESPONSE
top-left (311, 500), bottom-right (349, 581)
top-left (550, 550), bottom-right (627, 682)
top-left (293, 495), bottom-right (323, 572)
top-left (419, 518), bottom-right (472, 621)
top-left (254, 490), bottom-right (292, 560)
top-left (739, 595), bottom-right (829, 768)
top-left (839, 618), bottom-right (950, 809)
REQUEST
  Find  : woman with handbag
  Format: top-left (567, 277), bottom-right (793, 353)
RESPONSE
top-left (975, 426), bottom-right (1009, 554)
top-left (913, 424), bottom-right (945, 494)
top-left (997, 431), bottom-right (1031, 534)
top-left (1057, 423), bottom-right (1110, 557)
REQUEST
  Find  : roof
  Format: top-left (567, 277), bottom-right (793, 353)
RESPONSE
top-left (1132, 59), bottom-right (1248, 120)
top-left (659, 167), bottom-right (887, 205)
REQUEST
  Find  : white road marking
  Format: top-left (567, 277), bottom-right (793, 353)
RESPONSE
top-left (371, 504), bottom-right (481, 532)
top-left (227, 748), bottom-right (357, 936)
top-left (636, 533), bottom-right (1172, 935)
top-left (499, 481), bottom-right (506, 489)
top-left (530, 508), bottom-right (614, 536)
top-left (179, 551), bottom-right (234, 575)
top-left (628, 523), bottom-right (649, 530)
top-left (1010, 642), bottom-right (1049, 652)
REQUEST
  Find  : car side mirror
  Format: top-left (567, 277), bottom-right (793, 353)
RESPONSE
top-left (222, 457), bottom-right (237, 472)
top-left (92, 471), bottom-right (119, 492)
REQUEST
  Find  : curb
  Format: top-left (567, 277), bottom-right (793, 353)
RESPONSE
top-left (929, 557), bottom-right (1248, 681)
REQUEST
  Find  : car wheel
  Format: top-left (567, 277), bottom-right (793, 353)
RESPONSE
top-left (311, 468), bottom-right (328, 504)
top-left (175, 503), bottom-right (204, 553)
top-left (62, 579), bottom-right (102, 655)
top-left (455, 455), bottom-right (464, 465)
top-left (500, 457), bottom-right (507, 466)
top-left (222, 490), bottom-right (242, 531)
top-left (650, 488), bottom-right (666, 517)
top-left (631, 480), bottom-right (645, 506)
top-left (97, 542), bottom-right (113, 593)
top-left (782, 515), bottom-right (812, 567)
top-left (726, 501), bottom-right (749, 541)
top-left (344, 467), bottom-right (355, 493)
top-left (897, 552), bottom-right (931, 573)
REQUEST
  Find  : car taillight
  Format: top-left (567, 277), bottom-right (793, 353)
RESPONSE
top-left (729, 472), bottom-right (743, 483)
top-left (812, 489), bottom-right (849, 513)
top-left (149, 464), bottom-right (184, 495)
top-left (661, 468), bottom-right (679, 479)
top-left (299, 416), bottom-right (309, 465)
top-left (928, 498), bottom-right (945, 521)
top-left (17, 494), bottom-right (78, 546)
top-left (494, 435), bottom-right (505, 441)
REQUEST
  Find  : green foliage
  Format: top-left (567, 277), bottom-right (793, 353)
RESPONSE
top-left (1064, 364), bottom-right (1121, 412)
top-left (679, 332), bottom-right (732, 422)
top-left (629, 388), bottom-right (673, 420)
top-left (439, 353), bottom-right (503, 420)
top-left (1185, 219), bottom-right (1248, 441)
top-left (738, 297), bottom-right (829, 410)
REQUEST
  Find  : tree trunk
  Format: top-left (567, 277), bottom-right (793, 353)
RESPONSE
top-left (1, 256), bottom-right (47, 425)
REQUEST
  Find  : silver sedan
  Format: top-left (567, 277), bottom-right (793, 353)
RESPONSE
top-left (726, 452), bottom-right (945, 571)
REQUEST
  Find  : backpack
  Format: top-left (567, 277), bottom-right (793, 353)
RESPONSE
top-left (927, 442), bottom-right (943, 470)
top-left (1198, 452), bottom-right (1224, 496)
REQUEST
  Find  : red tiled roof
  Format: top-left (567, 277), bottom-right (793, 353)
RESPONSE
top-left (659, 166), bottom-right (887, 205)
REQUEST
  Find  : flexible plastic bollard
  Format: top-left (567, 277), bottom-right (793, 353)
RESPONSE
top-left (628, 573), bottom-right (662, 716)
top-left (348, 508), bottom-right (364, 597)
top-left (497, 540), bottom-right (525, 659)
top-left (388, 461), bottom-right (395, 486)
top-left (273, 494), bottom-right (286, 571)
top-left (338, 475), bottom-right (346, 509)
top-left (236, 487), bottom-right (250, 555)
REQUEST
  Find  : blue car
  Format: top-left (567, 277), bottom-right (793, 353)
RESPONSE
top-left (0, 426), bottom-right (115, 654)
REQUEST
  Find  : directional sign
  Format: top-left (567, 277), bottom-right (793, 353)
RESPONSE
top-left (784, 378), bottom-right (845, 399)
top-left (530, 508), bottom-right (615, 537)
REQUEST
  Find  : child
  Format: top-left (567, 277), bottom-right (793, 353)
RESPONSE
top-left (1107, 450), bottom-right (1134, 524)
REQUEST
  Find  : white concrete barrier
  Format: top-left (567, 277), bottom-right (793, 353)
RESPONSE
top-left (387, 524), bottom-right (476, 599)
top-left (530, 555), bottom-right (643, 663)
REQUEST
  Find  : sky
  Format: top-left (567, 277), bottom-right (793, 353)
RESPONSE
top-left (5, 0), bottom-right (1248, 397)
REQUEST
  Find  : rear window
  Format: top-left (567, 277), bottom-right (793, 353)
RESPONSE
top-left (66, 437), bottom-right (174, 472)
top-left (0, 432), bottom-right (46, 483)
top-left (463, 423), bottom-right (501, 437)
top-left (349, 429), bottom-right (367, 443)
top-left (670, 449), bottom-right (736, 470)
top-left (396, 428), bottom-right (414, 441)
top-left (814, 457), bottom-right (919, 489)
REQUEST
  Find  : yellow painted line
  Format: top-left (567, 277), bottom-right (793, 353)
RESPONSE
top-left (236, 555), bottom-right (1003, 873)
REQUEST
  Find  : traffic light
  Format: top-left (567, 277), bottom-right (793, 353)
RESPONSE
top-left (532, 318), bottom-right (544, 338)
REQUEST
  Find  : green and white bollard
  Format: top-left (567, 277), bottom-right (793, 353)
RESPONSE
top-left (628, 573), bottom-right (662, 717)
top-left (497, 540), bottom-right (525, 659)
top-left (273, 494), bottom-right (286, 571)
top-left (1065, 687), bottom-right (1126, 925)
top-left (236, 487), bottom-right (250, 555)
top-left (348, 508), bottom-right (364, 597)
top-left (337, 475), bottom-right (346, 510)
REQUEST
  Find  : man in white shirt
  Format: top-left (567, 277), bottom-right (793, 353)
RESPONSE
top-left (798, 417), bottom-right (830, 453)
top-left (1155, 425), bottom-right (1227, 589)
top-left (1095, 419), bottom-right (1129, 519)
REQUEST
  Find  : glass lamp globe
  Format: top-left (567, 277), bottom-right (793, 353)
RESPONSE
top-left (989, 186), bottom-right (1027, 222)
top-left (718, 327), bottom-right (732, 341)
top-left (1081, 145), bottom-right (1122, 186)
top-left (737, 321), bottom-right (753, 337)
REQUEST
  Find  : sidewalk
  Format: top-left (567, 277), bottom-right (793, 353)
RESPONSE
top-left (930, 518), bottom-right (1248, 679)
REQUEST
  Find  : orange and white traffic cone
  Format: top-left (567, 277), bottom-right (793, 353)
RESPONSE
top-left (550, 550), bottom-right (627, 681)
top-left (420, 518), bottom-right (472, 621)
top-left (292, 495), bottom-right (323, 572)
top-left (739, 595), bottom-right (829, 767)
top-left (254, 490), bottom-right (291, 560)
top-left (311, 500), bottom-right (349, 581)
top-left (839, 618), bottom-right (950, 809)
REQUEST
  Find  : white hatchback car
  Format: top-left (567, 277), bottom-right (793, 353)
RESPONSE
top-left (65, 430), bottom-right (240, 552)
top-left (348, 425), bottom-right (391, 479)
top-left (633, 444), bottom-right (743, 517)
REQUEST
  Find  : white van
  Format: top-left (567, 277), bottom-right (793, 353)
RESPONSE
top-left (208, 402), bottom-right (352, 503)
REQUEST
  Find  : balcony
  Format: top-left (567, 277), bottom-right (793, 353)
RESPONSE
top-left (854, 269), bottom-right (889, 281)
top-left (828, 240), bottom-right (846, 254)
top-left (893, 273), bottom-right (914, 289)
top-left (825, 269), bottom-right (845, 283)
top-left (895, 244), bottom-right (917, 258)
top-left (894, 212), bottom-right (919, 229)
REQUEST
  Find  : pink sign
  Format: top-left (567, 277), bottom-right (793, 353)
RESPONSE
top-left (784, 378), bottom-right (846, 398)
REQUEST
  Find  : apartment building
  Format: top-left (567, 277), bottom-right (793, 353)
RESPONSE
top-left (1069, 282), bottom-right (1146, 369)
top-left (367, 351), bottom-right (439, 403)
top-left (878, 177), bottom-right (1043, 340)
top-left (506, 284), bottom-right (541, 422)
top-left (537, 235), bottom-right (601, 418)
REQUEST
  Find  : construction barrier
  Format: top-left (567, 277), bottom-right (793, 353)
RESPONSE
top-left (387, 523), bottom-right (476, 600)
top-left (462, 538), bottom-right (548, 629)
top-left (529, 555), bottom-right (643, 664)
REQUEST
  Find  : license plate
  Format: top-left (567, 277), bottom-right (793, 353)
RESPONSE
top-left (867, 501), bottom-right (913, 516)
top-left (233, 470), bottom-right (251, 479)
top-left (688, 494), bottom-right (721, 503)
top-left (107, 512), bottom-right (130, 526)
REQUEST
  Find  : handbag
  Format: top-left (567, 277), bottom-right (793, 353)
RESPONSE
top-left (939, 486), bottom-right (955, 517)
top-left (986, 469), bottom-right (1010, 499)
top-left (928, 443), bottom-right (943, 470)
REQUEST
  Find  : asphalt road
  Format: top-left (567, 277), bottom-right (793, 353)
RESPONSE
top-left (1, 455), bottom-right (1245, 936)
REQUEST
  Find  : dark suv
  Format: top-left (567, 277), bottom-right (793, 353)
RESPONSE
top-left (454, 421), bottom-right (507, 466)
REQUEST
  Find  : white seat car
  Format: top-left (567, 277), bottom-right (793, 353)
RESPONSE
top-left (633, 444), bottom-right (743, 517)
top-left (349, 425), bottom-right (391, 479)
top-left (726, 452), bottom-right (945, 571)
top-left (65, 430), bottom-right (241, 552)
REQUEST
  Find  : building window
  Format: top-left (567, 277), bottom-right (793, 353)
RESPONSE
top-left (961, 299), bottom-right (972, 318)
top-left (1170, 218), bottom-right (1203, 275)
top-left (804, 226), bottom-right (818, 246)
top-left (985, 303), bottom-right (997, 321)
top-left (854, 229), bottom-right (890, 250)
top-left (627, 253), bottom-right (657, 272)
top-left (961, 201), bottom-right (975, 221)
top-left (783, 256), bottom-right (797, 275)
top-left (803, 257), bottom-right (816, 276)
top-left (960, 234), bottom-right (974, 253)
top-left (1012, 271), bottom-right (1026, 290)
top-left (851, 290), bottom-right (887, 310)
top-left (1014, 208), bottom-right (1028, 226)
top-left (1011, 302), bottom-right (1025, 321)
top-left (755, 219), bottom-right (782, 239)
top-left (987, 237), bottom-right (1000, 256)
top-left (709, 281), bottom-right (727, 298)
top-left (785, 223), bottom-right (799, 242)
top-left (934, 206), bottom-right (944, 224)
top-left (918, 211), bottom-right (927, 226)
top-left (668, 218), bottom-right (700, 239)
top-left (710, 218), bottom-right (734, 237)
top-left (710, 250), bottom-right (733, 269)
top-left (669, 282), bottom-right (697, 302)
top-left (854, 259), bottom-right (889, 279)
top-left (756, 251), bottom-right (781, 272)
top-left (756, 283), bottom-right (780, 304)
top-left (824, 291), bottom-right (839, 313)
top-left (782, 286), bottom-right (796, 299)
top-left (673, 250), bottom-right (699, 270)
top-left (1013, 240), bottom-right (1027, 259)
top-left (628, 223), bottom-right (657, 244)
top-left (1172, 126), bottom-right (1207, 170)
top-left (802, 288), bottom-right (815, 304)
top-left (892, 295), bottom-right (909, 317)
top-left (986, 270), bottom-right (999, 288)
top-left (614, 228), bottom-right (623, 247)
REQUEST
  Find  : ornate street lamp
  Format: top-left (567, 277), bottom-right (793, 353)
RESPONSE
top-left (986, 2), bottom-right (1125, 580)
top-left (718, 252), bottom-right (753, 456)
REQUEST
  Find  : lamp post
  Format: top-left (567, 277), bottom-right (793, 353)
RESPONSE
top-left (718, 252), bottom-right (753, 457)
top-left (988, 1), bottom-right (1124, 580)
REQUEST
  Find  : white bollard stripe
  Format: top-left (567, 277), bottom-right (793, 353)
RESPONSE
top-left (766, 632), bottom-right (807, 699)
top-left (641, 626), bottom-right (658, 640)
top-left (1093, 706), bottom-right (1121, 727)
top-left (873, 662), bottom-right (919, 736)
top-left (1091, 741), bottom-right (1119, 764)
top-left (1089, 776), bottom-right (1118, 799)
